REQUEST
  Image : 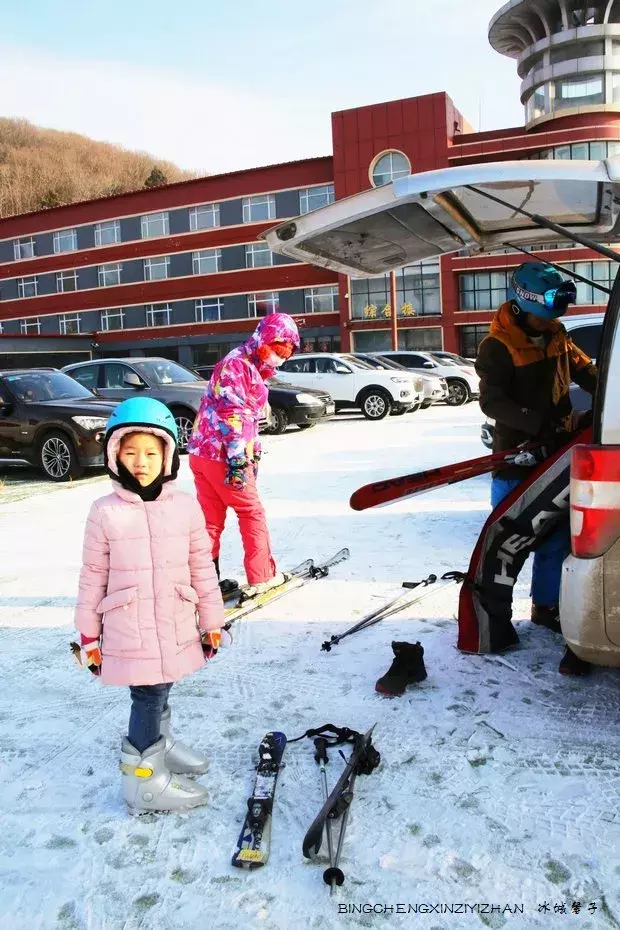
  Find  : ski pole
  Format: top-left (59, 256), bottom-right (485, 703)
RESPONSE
top-left (314, 738), bottom-right (341, 895)
top-left (324, 767), bottom-right (356, 893)
top-left (321, 571), bottom-right (464, 651)
top-left (321, 574), bottom-right (437, 652)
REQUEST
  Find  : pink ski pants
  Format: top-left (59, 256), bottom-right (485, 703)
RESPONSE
top-left (190, 456), bottom-right (276, 585)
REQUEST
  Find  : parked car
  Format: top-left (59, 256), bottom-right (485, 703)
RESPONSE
top-left (376, 351), bottom-right (480, 406)
top-left (263, 153), bottom-right (620, 667)
top-left (192, 365), bottom-right (329, 435)
top-left (0, 368), bottom-right (117, 481)
top-left (479, 313), bottom-right (604, 449)
top-left (279, 352), bottom-right (423, 420)
top-left (339, 353), bottom-right (425, 412)
top-left (63, 357), bottom-right (212, 452)
top-left (433, 351), bottom-right (477, 365)
top-left (352, 353), bottom-right (449, 408)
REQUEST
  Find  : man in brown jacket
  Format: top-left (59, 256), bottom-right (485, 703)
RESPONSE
top-left (476, 260), bottom-right (597, 675)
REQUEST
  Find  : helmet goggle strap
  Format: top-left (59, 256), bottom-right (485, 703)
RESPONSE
top-left (512, 279), bottom-right (576, 315)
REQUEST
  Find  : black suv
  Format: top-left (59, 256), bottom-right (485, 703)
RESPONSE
top-left (0, 369), bottom-right (117, 481)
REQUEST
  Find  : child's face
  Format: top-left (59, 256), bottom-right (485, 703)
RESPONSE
top-left (118, 432), bottom-right (165, 486)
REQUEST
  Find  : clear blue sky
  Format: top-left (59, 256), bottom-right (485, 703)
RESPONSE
top-left (0, 0), bottom-right (523, 173)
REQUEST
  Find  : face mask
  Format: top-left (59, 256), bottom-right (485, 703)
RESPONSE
top-left (267, 351), bottom-right (285, 368)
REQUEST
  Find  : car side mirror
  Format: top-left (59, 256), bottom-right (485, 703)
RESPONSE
top-left (423, 361), bottom-right (434, 368)
top-left (124, 372), bottom-right (146, 389)
top-left (335, 367), bottom-right (351, 374)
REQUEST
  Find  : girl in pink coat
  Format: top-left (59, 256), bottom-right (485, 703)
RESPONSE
top-left (74, 397), bottom-right (225, 813)
top-left (188, 312), bottom-right (300, 597)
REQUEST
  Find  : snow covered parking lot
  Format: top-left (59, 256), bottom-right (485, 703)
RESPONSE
top-left (1, 404), bottom-right (619, 930)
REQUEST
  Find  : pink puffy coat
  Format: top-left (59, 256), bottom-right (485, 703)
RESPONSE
top-left (74, 482), bottom-right (224, 686)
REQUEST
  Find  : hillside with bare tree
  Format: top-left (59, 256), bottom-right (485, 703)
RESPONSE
top-left (0, 118), bottom-right (196, 218)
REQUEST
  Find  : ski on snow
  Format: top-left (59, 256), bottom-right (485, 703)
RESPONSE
top-left (349, 444), bottom-right (544, 512)
top-left (232, 731), bottom-right (287, 869)
top-left (223, 548), bottom-right (350, 630)
top-left (302, 725), bottom-right (380, 863)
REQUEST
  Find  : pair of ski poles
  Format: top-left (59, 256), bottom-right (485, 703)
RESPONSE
top-left (321, 570), bottom-right (465, 652)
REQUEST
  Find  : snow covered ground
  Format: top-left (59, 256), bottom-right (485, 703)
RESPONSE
top-left (1, 404), bottom-right (619, 930)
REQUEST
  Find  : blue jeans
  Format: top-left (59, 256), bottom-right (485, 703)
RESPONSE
top-left (491, 476), bottom-right (571, 608)
top-left (128, 683), bottom-right (173, 753)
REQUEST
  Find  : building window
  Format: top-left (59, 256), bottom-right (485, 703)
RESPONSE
top-left (299, 184), bottom-right (335, 214)
top-left (242, 195), bottom-right (275, 223)
top-left (57, 270), bottom-right (79, 293)
top-left (20, 317), bottom-right (41, 335)
top-left (351, 259), bottom-right (440, 319)
top-left (94, 220), bottom-right (121, 246)
top-left (141, 212), bottom-right (169, 239)
top-left (98, 263), bottom-right (122, 287)
top-left (146, 304), bottom-right (172, 327)
top-left (53, 228), bottom-right (77, 253)
top-left (248, 291), bottom-right (279, 317)
top-left (555, 74), bottom-right (604, 109)
top-left (100, 308), bottom-right (125, 331)
top-left (459, 325), bottom-right (490, 359)
top-left (17, 276), bottom-right (38, 298)
top-left (192, 249), bottom-right (221, 275)
top-left (59, 314), bottom-right (81, 335)
top-left (569, 261), bottom-right (618, 304)
top-left (195, 298), bottom-right (223, 322)
top-left (144, 256), bottom-right (170, 281)
top-left (459, 271), bottom-right (510, 311)
top-left (370, 151), bottom-right (411, 188)
top-left (13, 238), bottom-right (35, 260)
top-left (304, 285), bottom-right (339, 313)
top-left (397, 327), bottom-right (443, 351)
top-left (245, 242), bottom-right (273, 268)
top-left (189, 203), bottom-right (220, 231)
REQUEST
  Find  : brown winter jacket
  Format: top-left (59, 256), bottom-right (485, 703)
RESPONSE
top-left (476, 302), bottom-right (597, 478)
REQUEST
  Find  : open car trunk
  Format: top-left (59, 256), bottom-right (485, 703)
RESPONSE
top-left (263, 158), bottom-right (620, 276)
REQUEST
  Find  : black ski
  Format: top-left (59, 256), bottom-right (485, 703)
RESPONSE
top-left (232, 731), bottom-right (287, 869)
top-left (302, 725), bottom-right (379, 861)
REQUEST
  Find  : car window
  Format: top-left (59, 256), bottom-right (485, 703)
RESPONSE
top-left (134, 360), bottom-right (199, 384)
top-left (282, 357), bottom-right (316, 374)
top-left (3, 371), bottom-right (94, 402)
top-left (342, 354), bottom-right (373, 369)
top-left (68, 365), bottom-right (100, 391)
top-left (104, 363), bottom-right (132, 389)
top-left (568, 324), bottom-right (602, 360)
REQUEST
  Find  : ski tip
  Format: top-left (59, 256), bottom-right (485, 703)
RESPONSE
top-left (349, 493), bottom-right (365, 512)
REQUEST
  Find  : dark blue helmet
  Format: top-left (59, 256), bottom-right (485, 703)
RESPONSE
top-left (508, 261), bottom-right (576, 319)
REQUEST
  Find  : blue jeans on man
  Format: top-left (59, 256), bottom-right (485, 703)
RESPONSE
top-left (491, 476), bottom-right (571, 608)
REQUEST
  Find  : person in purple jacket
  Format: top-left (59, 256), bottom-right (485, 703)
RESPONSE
top-left (188, 312), bottom-right (300, 597)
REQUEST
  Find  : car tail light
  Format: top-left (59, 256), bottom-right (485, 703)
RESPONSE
top-left (570, 444), bottom-right (620, 558)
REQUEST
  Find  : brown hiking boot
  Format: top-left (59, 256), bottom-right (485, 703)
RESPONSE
top-left (531, 604), bottom-right (561, 634)
top-left (559, 646), bottom-right (591, 677)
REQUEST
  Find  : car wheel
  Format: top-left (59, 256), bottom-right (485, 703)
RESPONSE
top-left (446, 380), bottom-right (470, 407)
top-left (171, 408), bottom-right (195, 453)
top-left (360, 390), bottom-right (392, 421)
top-left (421, 400), bottom-right (433, 409)
top-left (390, 407), bottom-right (408, 416)
top-left (38, 431), bottom-right (83, 482)
top-left (297, 423), bottom-right (315, 430)
top-left (267, 406), bottom-right (289, 435)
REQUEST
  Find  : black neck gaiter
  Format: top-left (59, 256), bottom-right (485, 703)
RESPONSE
top-left (115, 460), bottom-right (165, 502)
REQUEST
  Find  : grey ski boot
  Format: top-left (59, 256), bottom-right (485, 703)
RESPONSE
top-left (120, 736), bottom-right (208, 813)
top-left (160, 707), bottom-right (208, 776)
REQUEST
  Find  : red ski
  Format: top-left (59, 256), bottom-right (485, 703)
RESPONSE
top-left (349, 444), bottom-right (543, 512)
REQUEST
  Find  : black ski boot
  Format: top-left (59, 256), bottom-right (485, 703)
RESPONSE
top-left (375, 641), bottom-right (427, 696)
top-left (559, 645), bottom-right (591, 677)
top-left (531, 604), bottom-right (561, 634)
top-left (213, 558), bottom-right (239, 599)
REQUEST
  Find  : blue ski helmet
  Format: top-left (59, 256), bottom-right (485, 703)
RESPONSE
top-left (508, 261), bottom-right (576, 319)
top-left (104, 397), bottom-right (179, 478)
